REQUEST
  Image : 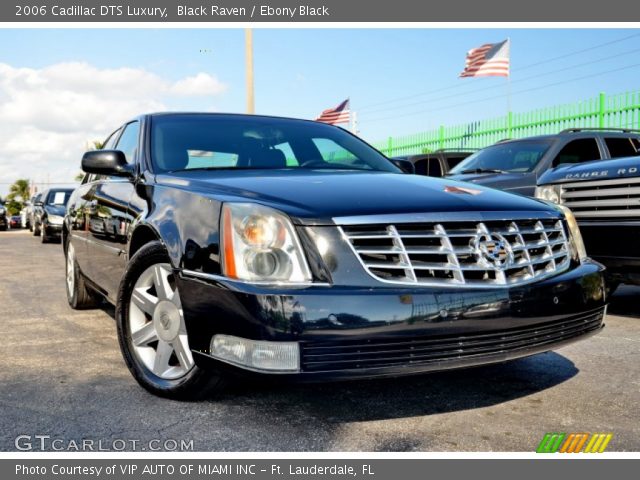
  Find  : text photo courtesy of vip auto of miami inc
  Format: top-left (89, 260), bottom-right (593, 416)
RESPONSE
top-left (0, 25), bottom-right (638, 459)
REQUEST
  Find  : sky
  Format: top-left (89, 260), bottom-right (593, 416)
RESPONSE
top-left (1, 28), bottom-right (640, 196)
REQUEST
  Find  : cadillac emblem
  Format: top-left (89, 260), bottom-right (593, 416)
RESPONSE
top-left (473, 232), bottom-right (514, 269)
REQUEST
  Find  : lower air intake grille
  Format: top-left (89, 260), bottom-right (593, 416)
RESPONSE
top-left (300, 308), bottom-right (604, 372)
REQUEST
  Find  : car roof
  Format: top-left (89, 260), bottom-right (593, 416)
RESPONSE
top-left (496, 129), bottom-right (640, 145)
top-left (141, 111), bottom-right (333, 127)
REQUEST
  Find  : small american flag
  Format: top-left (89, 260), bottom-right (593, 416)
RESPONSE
top-left (460, 39), bottom-right (510, 78)
top-left (315, 99), bottom-right (351, 125)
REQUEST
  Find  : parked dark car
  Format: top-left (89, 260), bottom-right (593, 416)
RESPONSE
top-left (33, 188), bottom-right (73, 243)
top-left (0, 204), bottom-right (7, 231)
top-left (28, 193), bottom-right (41, 232)
top-left (9, 215), bottom-right (21, 229)
top-left (447, 129), bottom-right (640, 196)
top-left (536, 154), bottom-right (640, 291)
top-left (392, 149), bottom-right (475, 177)
top-left (65, 113), bottom-right (606, 400)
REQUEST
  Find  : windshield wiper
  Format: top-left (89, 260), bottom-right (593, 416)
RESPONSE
top-left (455, 168), bottom-right (507, 175)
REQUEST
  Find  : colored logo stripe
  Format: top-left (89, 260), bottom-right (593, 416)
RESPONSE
top-left (537, 433), bottom-right (613, 453)
top-left (584, 433), bottom-right (613, 453)
top-left (536, 433), bottom-right (566, 453)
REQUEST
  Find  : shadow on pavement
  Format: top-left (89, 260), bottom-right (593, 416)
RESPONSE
top-left (214, 352), bottom-right (577, 422)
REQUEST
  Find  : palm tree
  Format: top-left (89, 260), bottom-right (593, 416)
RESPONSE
top-left (8, 179), bottom-right (30, 203)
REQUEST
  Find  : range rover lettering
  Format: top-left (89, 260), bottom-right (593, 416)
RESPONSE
top-left (536, 152), bottom-right (640, 292)
top-left (64, 113), bottom-right (607, 399)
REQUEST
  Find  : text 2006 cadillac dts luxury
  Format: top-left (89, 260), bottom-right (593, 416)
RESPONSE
top-left (64, 113), bottom-right (606, 399)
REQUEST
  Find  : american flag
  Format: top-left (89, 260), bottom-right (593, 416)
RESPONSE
top-left (460, 39), bottom-right (510, 78)
top-left (315, 99), bottom-right (351, 125)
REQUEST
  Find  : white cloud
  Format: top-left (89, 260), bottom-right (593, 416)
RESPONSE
top-left (170, 72), bottom-right (228, 96)
top-left (0, 62), bottom-right (227, 194)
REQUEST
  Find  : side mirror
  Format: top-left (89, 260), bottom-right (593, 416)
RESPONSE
top-left (391, 158), bottom-right (415, 174)
top-left (81, 150), bottom-right (133, 177)
top-left (34, 201), bottom-right (44, 207)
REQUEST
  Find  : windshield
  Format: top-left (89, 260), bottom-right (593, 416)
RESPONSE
top-left (449, 140), bottom-right (554, 174)
top-left (150, 115), bottom-right (399, 173)
top-left (45, 190), bottom-right (72, 206)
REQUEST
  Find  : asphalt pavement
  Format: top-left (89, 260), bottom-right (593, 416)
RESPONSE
top-left (1, 229), bottom-right (638, 451)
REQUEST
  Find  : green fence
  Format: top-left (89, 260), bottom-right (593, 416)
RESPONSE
top-left (372, 90), bottom-right (640, 157)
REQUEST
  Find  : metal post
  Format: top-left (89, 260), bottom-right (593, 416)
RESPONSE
top-left (438, 125), bottom-right (445, 150)
top-left (245, 28), bottom-right (255, 114)
top-left (387, 136), bottom-right (393, 157)
top-left (598, 92), bottom-right (606, 128)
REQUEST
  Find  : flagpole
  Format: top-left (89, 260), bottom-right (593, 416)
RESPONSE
top-left (506, 38), bottom-right (512, 137)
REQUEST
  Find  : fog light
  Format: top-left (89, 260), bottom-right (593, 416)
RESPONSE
top-left (210, 335), bottom-right (300, 372)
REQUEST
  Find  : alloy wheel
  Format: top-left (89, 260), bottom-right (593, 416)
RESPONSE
top-left (128, 263), bottom-right (194, 380)
top-left (66, 243), bottom-right (75, 296)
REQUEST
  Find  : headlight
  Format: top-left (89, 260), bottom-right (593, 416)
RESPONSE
top-left (556, 204), bottom-right (588, 263)
top-left (535, 184), bottom-right (562, 204)
top-left (221, 203), bottom-right (311, 284)
top-left (48, 214), bottom-right (64, 225)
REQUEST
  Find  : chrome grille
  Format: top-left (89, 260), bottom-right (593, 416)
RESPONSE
top-left (560, 177), bottom-right (640, 219)
top-left (339, 216), bottom-right (571, 287)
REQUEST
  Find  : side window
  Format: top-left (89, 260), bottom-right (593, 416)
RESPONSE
top-left (605, 137), bottom-right (640, 158)
top-left (553, 139), bottom-right (601, 167)
top-left (115, 121), bottom-right (140, 164)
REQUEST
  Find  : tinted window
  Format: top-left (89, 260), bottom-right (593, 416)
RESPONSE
top-left (150, 115), bottom-right (399, 173)
top-left (553, 139), bottom-right (601, 166)
top-left (115, 121), bottom-right (140, 164)
top-left (449, 140), bottom-right (553, 174)
top-left (605, 137), bottom-right (640, 158)
top-left (415, 158), bottom-right (443, 177)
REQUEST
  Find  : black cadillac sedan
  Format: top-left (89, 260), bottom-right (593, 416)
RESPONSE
top-left (64, 113), bottom-right (607, 399)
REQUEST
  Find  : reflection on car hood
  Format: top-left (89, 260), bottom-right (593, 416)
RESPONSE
top-left (447, 171), bottom-right (531, 188)
top-left (539, 156), bottom-right (640, 185)
top-left (158, 170), bottom-right (552, 225)
top-left (45, 205), bottom-right (66, 216)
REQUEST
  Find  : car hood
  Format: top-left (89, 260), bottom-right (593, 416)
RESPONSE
top-left (44, 205), bottom-right (66, 216)
top-left (158, 170), bottom-right (553, 225)
top-left (446, 171), bottom-right (535, 190)
top-left (539, 156), bottom-right (640, 185)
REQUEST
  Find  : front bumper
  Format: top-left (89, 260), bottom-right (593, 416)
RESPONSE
top-left (579, 223), bottom-right (640, 285)
top-left (43, 223), bottom-right (63, 237)
top-left (178, 260), bottom-right (606, 380)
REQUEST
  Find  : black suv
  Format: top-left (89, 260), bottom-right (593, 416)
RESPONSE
top-left (64, 113), bottom-right (606, 400)
top-left (447, 129), bottom-right (640, 196)
top-left (536, 151), bottom-right (640, 291)
top-left (33, 188), bottom-right (73, 243)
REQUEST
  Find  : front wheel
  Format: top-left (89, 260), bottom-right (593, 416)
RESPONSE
top-left (65, 241), bottom-right (98, 309)
top-left (115, 241), bottom-right (225, 400)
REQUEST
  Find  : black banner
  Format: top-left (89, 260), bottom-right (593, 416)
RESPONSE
top-left (4, 459), bottom-right (640, 480)
top-left (3, 0), bottom-right (640, 22)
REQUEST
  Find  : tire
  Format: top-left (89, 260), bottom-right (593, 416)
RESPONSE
top-left (41, 226), bottom-right (49, 243)
top-left (115, 241), bottom-right (224, 400)
top-left (33, 221), bottom-right (41, 236)
top-left (65, 241), bottom-right (98, 309)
